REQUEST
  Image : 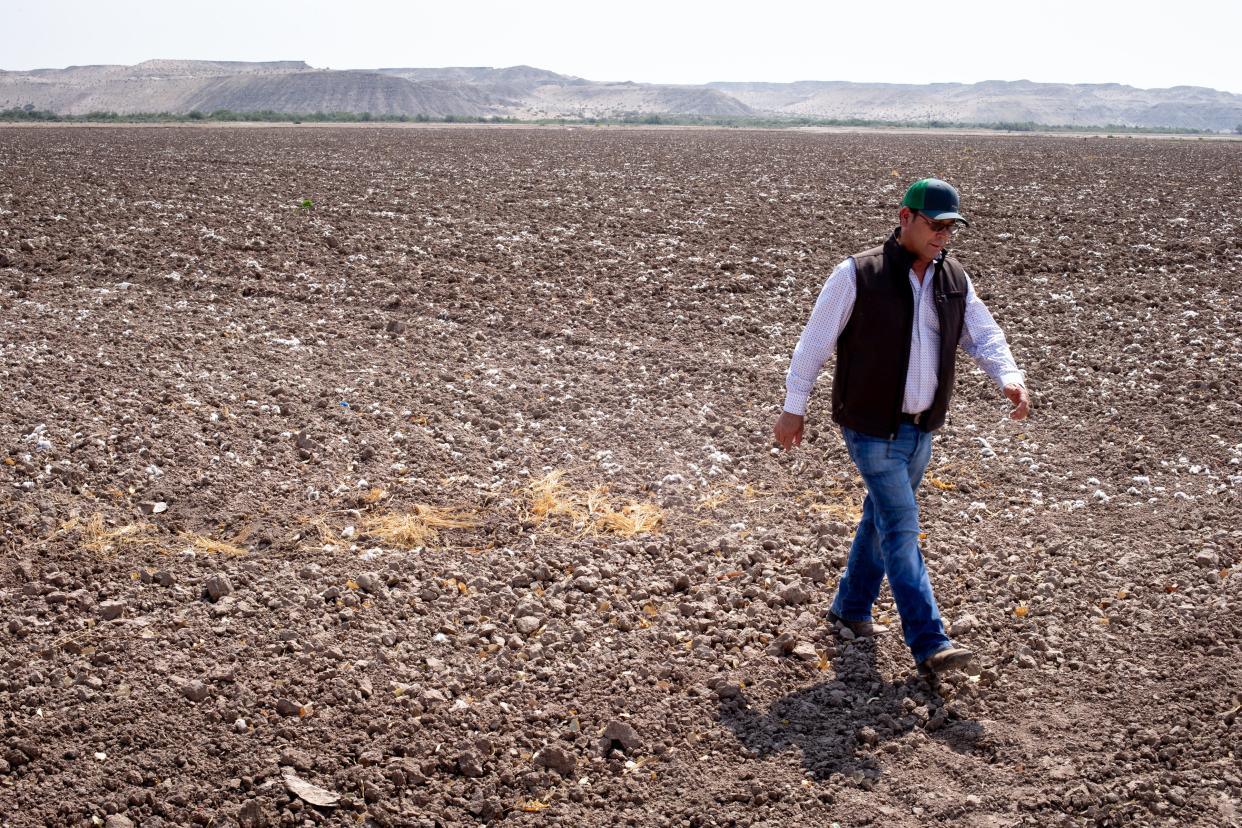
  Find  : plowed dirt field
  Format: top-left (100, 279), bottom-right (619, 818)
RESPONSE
top-left (0, 126), bottom-right (1239, 827)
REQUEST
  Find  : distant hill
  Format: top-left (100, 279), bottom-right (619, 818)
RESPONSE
top-left (181, 71), bottom-right (493, 117)
top-left (0, 60), bottom-right (316, 115)
top-left (2, 60), bottom-right (1240, 130)
top-left (708, 79), bottom-right (1242, 131)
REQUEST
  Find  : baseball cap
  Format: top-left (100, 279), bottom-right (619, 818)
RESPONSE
top-left (902, 178), bottom-right (970, 226)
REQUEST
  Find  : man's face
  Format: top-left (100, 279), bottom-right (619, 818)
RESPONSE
top-left (899, 207), bottom-right (956, 262)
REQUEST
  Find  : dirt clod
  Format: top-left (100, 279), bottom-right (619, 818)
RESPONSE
top-left (533, 744), bottom-right (578, 776)
top-left (98, 600), bottom-right (126, 620)
top-left (602, 720), bottom-right (642, 755)
top-left (204, 574), bottom-right (233, 602)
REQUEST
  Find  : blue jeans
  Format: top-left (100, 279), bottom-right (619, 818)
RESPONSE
top-left (829, 423), bottom-right (952, 664)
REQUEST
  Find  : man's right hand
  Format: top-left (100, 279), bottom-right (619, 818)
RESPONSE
top-left (773, 411), bottom-right (805, 451)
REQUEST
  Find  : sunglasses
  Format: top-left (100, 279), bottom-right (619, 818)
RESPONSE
top-left (915, 212), bottom-right (960, 235)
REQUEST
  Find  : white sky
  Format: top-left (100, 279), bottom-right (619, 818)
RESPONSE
top-left (5, 0), bottom-right (1241, 94)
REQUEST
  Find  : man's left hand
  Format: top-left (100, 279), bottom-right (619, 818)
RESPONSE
top-left (1004, 383), bottom-right (1030, 420)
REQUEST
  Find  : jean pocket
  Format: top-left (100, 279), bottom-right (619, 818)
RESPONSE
top-left (843, 427), bottom-right (893, 469)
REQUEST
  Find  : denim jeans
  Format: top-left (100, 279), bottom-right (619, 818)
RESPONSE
top-left (829, 423), bottom-right (952, 664)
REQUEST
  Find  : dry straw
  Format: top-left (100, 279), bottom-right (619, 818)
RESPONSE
top-left (362, 504), bottom-right (479, 549)
top-left (64, 511), bottom-right (249, 558)
top-left (800, 486), bottom-right (863, 524)
top-left (73, 513), bottom-right (161, 557)
top-left (180, 534), bottom-right (248, 556)
top-left (525, 470), bottom-right (663, 537)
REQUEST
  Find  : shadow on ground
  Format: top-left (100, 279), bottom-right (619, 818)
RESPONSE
top-left (718, 640), bottom-right (983, 783)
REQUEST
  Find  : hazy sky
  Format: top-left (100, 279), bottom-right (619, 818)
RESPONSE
top-left (6, 0), bottom-right (1241, 94)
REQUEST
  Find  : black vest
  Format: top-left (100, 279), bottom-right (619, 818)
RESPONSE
top-left (830, 229), bottom-right (968, 438)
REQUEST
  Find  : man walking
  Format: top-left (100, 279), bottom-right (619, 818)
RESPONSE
top-left (773, 178), bottom-right (1029, 680)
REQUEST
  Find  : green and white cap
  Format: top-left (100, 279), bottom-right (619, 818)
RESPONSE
top-left (902, 178), bottom-right (969, 225)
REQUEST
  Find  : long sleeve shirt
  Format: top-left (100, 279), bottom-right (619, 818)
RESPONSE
top-left (783, 257), bottom-right (1024, 417)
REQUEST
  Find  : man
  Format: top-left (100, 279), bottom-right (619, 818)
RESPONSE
top-left (773, 178), bottom-right (1029, 680)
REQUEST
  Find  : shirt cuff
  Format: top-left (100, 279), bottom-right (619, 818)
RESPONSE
top-left (783, 391), bottom-right (810, 416)
top-left (997, 370), bottom-right (1025, 390)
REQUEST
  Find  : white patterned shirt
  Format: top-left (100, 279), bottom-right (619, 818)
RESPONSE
top-left (783, 257), bottom-right (1025, 417)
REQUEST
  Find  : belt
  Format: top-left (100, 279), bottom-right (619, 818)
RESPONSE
top-left (900, 410), bottom-right (930, 426)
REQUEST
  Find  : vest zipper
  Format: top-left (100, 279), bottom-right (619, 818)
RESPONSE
top-left (892, 265), bottom-right (916, 439)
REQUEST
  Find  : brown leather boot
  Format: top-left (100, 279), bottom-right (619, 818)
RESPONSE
top-left (917, 646), bottom-right (973, 680)
top-left (826, 609), bottom-right (889, 638)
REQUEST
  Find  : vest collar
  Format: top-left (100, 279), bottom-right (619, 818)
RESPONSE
top-left (888, 227), bottom-right (947, 271)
